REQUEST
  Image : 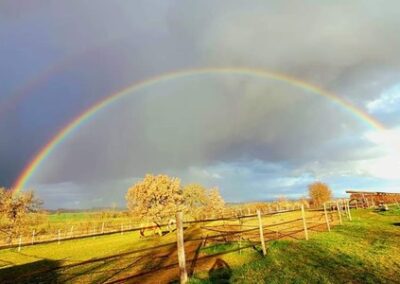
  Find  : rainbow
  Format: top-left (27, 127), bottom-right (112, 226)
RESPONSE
top-left (13, 67), bottom-right (385, 193)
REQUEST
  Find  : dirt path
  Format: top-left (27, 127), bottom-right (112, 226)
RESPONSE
top-left (101, 228), bottom-right (206, 284)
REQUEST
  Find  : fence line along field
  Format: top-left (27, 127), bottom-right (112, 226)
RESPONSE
top-left (0, 200), bottom-right (353, 283)
top-left (1, 177), bottom-right (399, 283)
top-left (0, 210), bottom-right (141, 249)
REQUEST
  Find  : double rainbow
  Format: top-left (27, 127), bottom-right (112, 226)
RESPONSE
top-left (13, 67), bottom-right (385, 193)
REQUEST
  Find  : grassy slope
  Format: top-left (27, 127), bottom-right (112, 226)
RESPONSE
top-left (191, 207), bottom-right (400, 284)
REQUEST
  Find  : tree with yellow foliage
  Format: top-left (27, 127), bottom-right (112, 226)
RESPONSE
top-left (126, 174), bottom-right (184, 226)
top-left (183, 184), bottom-right (208, 220)
top-left (205, 187), bottom-right (225, 217)
top-left (0, 188), bottom-right (42, 244)
top-left (308, 182), bottom-right (332, 207)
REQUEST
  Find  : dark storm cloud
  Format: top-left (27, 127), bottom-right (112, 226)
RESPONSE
top-left (1, 1), bottom-right (400, 207)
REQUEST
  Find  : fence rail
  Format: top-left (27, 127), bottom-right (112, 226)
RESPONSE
top-left (0, 208), bottom-right (301, 250)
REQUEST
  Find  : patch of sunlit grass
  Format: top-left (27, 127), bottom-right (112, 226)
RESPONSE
top-left (190, 208), bottom-right (400, 283)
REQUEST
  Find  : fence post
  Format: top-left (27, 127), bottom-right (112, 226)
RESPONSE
top-left (342, 200), bottom-right (349, 219)
top-left (336, 201), bottom-right (343, 225)
top-left (31, 230), bottom-right (35, 245)
top-left (238, 216), bottom-right (242, 254)
top-left (257, 210), bottom-right (267, 256)
top-left (70, 226), bottom-right (74, 238)
top-left (323, 203), bottom-right (331, 232)
top-left (345, 200), bottom-right (350, 219)
top-left (176, 211), bottom-right (188, 284)
top-left (101, 222), bottom-right (105, 234)
top-left (121, 224), bottom-right (124, 235)
top-left (301, 205), bottom-right (309, 240)
top-left (346, 201), bottom-right (352, 221)
top-left (57, 229), bottom-right (61, 244)
top-left (18, 235), bottom-right (22, 252)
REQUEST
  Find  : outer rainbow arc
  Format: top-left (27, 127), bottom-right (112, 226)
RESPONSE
top-left (13, 67), bottom-right (385, 193)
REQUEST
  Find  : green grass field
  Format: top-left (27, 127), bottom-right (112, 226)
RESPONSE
top-left (1, 207), bottom-right (398, 283)
top-left (0, 211), bottom-right (143, 247)
top-left (191, 206), bottom-right (400, 283)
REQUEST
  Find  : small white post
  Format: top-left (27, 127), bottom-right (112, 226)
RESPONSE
top-left (301, 205), bottom-right (309, 240)
top-left (58, 229), bottom-right (61, 244)
top-left (101, 222), bottom-right (105, 234)
top-left (18, 235), bottom-right (22, 252)
top-left (70, 226), bottom-right (74, 238)
top-left (120, 224), bottom-right (124, 235)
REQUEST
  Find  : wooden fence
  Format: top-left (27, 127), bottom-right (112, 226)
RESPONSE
top-left (2, 200), bottom-right (358, 283)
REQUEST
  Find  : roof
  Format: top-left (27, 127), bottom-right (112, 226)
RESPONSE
top-left (346, 190), bottom-right (400, 195)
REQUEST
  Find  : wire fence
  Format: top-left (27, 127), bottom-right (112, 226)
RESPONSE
top-left (1, 201), bottom-right (357, 284)
top-left (0, 207), bottom-right (301, 250)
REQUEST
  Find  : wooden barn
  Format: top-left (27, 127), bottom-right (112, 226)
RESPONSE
top-left (346, 190), bottom-right (400, 207)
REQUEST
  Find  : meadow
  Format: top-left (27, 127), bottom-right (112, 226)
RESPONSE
top-left (191, 206), bottom-right (400, 283)
top-left (0, 206), bottom-right (398, 283)
top-left (0, 211), bottom-right (138, 248)
top-left (0, 205), bottom-right (348, 283)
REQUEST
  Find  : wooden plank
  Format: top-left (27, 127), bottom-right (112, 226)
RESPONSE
top-left (336, 201), bottom-right (343, 225)
top-left (176, 211), bottom-right (188, 284)
top-left (323, 203), bottom-right (331, 232)
top-left (257, 210), bottom-right (267, 256)
top-left (301, 205), bottom-right (309, 240)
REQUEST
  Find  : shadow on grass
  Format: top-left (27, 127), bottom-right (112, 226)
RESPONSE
top-left (0, 236), bottom-right (179, 284)
top-left (208, 258), bottom-right (232, 284)
top-left (0, 259), bottom-right (61, 284)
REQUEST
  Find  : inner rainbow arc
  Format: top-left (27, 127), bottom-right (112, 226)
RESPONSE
top-left (13, 67), bottom-right (385, 193)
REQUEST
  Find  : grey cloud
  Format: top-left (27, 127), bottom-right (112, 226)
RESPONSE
top-left (31, 75), bottom-right (368, 186)
top-left (3, 1), bottom-right (400, 207)
top-left (168, 1), bottom-right (400, 101)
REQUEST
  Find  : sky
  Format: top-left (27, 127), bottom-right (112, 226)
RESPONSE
top-left (1, 1), bottom-right (400, 209)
